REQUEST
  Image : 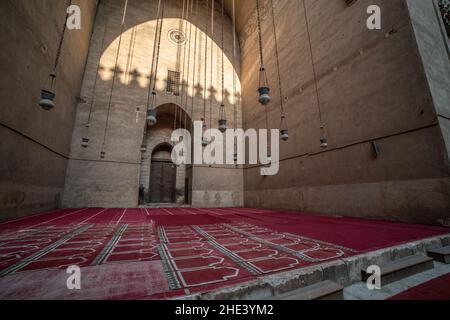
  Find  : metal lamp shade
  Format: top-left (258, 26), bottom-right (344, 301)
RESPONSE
top-left (218, 119), bottom-right (227, 133)
top-left (281, 129), bottom-right (289, 141)
top-left (39, 90), bottom-right (56, 111)
top-left (320, 138), bottom-right (328, 149)
top-left (258, 87), bottom-right (271, 106)
top-left (81, 138), bottom-right (90, 148)
top-left (147, 109), bottom-right (157, 126)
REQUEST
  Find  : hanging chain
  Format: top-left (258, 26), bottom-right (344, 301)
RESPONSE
top-left (265, 100), bottom-right (270, 131)
top-left (53, 0), bottom-right (73, 72)
top-left (221, 0), bottom-right (225, 107)
top-left (175, 0), bottom-right (187, 132)
top-left (179, 0), bottom-right (190, 129)
top-left (269, 0), bottom-right (286, 120)
top-left (102, 0), bottom-right (129, 152)
top-left (184, 1), bottom-right (193, 130)
top-left (232, 0), bottom-right (237, 131)
top-left (301, 0), bottom-right (324, 127)
top-left (148, 0), bottom-right (165, 112)
top-left (180, 0), bottom-right (190, 129)
top-left (86, 7), bottom-right (110, 127)
top-left (174, 0), bottom-right (186, 106)
top-left (153, 0), bottom-right (165, 94)
top-left (210, 0), bottom-right (214, 133)
top-left (255, 0), bottom-right (265, 69)
top-left (147, 0), bottom-right (162, 108)
top-left (203, 0), bottom-right (209, 125)
top-left (232, 0), bottom-right (239, 158)
top-left (190, 3), bottom-right (199, 123)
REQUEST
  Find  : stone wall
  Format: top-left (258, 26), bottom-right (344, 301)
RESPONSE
top-left (239, 0), bottom-right (450, 225)
top-left (63, 0), bottom-right (244, 208)
top-left (0, 0), bottom-right (97, 220)
top-left (407, 0), bottom-right (450, 167)
top-left (5, 0), bottom-right (449, 223)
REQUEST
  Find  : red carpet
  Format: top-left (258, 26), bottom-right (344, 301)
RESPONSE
top-left (389, 273), bottom-right (450, 300)
top-left (0, 207), bottom-right (448, 299)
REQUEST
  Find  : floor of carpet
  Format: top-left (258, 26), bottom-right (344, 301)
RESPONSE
top-left (0, 207), bottom-right (448, 299)
top-left (389, 273), bottom-right (450, 300)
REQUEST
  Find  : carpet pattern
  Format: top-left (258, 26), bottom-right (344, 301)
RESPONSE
top-left (0, 207), bottom-right (448, 299)
top-left (389, 273), bottom-right (450, 300)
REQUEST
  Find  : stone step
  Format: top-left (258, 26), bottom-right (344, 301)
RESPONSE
top-left (139, 204), bottom-right (191, 208)
top-left (427, 246), bottom-right (450, 264)
top-left (264, 280), bottom-right (344, 300)
top-left (361, 255), bottom-right (434, 286)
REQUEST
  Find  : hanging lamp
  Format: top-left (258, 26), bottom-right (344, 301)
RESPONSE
top-left (256, 0), bottom-right (270, 106)
top-left (192, 1), bottom-right (199, 121)
top-left (320, 125), bottom-right (328, 148)
top-left (202, 136), bottom-right (209, 147)
top-left (280, 115), bottom-right (289, 141)
top-left (180, 0), bottom-right (192, 137)
top-left (218, 119), bottom-right (227, 132)
top-left (146, 0), bottom-right (165, 128)
top-left (258, 72), bottom-right (270, 106)
top-left (82, 12), bottom-right (110, 149)
top-left (302, 0), bottom-right (328, 149)
top-left (232, 0), bottom-right (238, 163)
top-left (172, 0), bottom-right (187, 155)
top-left (39, 0), bottom-right (72, 110)
top-left (81, 138), bottom-right (90, 148)
top-left (201, 1), bottom-right (210, 148)
top-left (171, 0), bottom-right (185, 150)
top-left (201, 119), bottom-right (209, 147)
top-left (218, 0), bottom-right (227, 133)
top-left (208, 0), bottom-right (214, 145)
top-left (100, 0), bottom-right (129, 159)
top-left (218, 105), bottom-right (227, 133)
top-left (173, 106), bottom-right (178, 147)
top-left (262, 97), bottom-right (272, 163)
top-left (269, 0), bottom-right (289, 142)
top-left (39, 72), bottom-right (57, 110)
top-left (146, 92), bottom-right (158, 126)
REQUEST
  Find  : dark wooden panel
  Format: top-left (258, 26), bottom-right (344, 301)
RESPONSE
top-left (161, 162), bottom-right (176, 203)
top-left (150, 161), bottom-right (176, 203)
top-left (149, 161), bottom-right (162, 203)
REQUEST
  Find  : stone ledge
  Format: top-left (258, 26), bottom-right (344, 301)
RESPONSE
top-left (191, 233), bottom-right (450, 300)
top-left (263, 280), bottom-right (343, 300)
top-left (427, 246), bottom-right (450, 263)
top-left (361, 255), bottom-right (434, 286)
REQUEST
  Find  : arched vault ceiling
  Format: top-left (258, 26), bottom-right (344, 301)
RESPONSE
top-left (94, 0), bottom-right (256, 39)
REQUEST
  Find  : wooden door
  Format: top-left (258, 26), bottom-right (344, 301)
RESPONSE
top-left (150, 161), bottom-right (176, 203)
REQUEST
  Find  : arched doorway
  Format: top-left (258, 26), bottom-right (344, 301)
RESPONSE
top-left (138, 103), bottom-right (193, 205)
top-left (149, 143), bottom-right (176, 203)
